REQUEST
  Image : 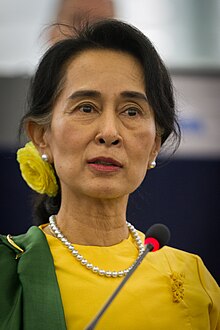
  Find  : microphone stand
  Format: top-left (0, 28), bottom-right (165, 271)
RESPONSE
top-left (85, 243), bottom-right (153, 330)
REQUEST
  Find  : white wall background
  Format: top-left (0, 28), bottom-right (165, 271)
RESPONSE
top-left (0, 0), bottom-right (220, 157)
top-left (0, 0), bottom-right (59, 74)
top-left (0, 0), bottom-right (219, 75)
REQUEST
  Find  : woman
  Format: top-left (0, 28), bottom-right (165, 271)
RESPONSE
top-left (0, 19), bottom-right (219, 330)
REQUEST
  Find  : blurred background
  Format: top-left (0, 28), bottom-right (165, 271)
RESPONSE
top-left (0, 0), bottom-right (220, 283)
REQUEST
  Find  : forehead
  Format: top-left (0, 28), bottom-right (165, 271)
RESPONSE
top-left (62, 49), bottom-right (145, 95)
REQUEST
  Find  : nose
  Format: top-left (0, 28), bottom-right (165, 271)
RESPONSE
top-left (96, 135), bottom-right (120, 146)
top-left (95, 111), bottom-right (122, 147)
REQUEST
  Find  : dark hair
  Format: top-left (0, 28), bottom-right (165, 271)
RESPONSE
top-left (20, 19), bottom-right (180, 225)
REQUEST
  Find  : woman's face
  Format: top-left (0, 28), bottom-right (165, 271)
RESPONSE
top-left (43, 49), bottom-right (160, 200)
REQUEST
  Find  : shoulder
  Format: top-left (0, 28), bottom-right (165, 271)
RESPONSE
top-left (161, 246), bottom-right (220, 305)
top-left (0, 225), bottom-right (54, 291)
top-left (164, 246), bottom-right (220, 327)
top-left (161, 245), bottom-right (203, 266)
top-left (0, 228), bottom-right (42, 328)
top-left (159, 245), bottom-right (218, 285)
top-left (145, 245), bottom-right (203, 285)
top-left (147, 245), bottom-right (220, 300)
top-left (0, 226), bottom-right (50, 264)
top-left (0, 227), bottom-right (66, 329)
top-left (0, 226), bottom-right (43, 250)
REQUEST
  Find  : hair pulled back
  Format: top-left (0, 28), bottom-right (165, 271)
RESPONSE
top-left (20, 19), bottom-right (180, 224)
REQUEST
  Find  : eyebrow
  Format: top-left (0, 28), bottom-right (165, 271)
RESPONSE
top-left (68, 90), bottom-right (101, 100)
top-left (68, 90), bottom-right (148, 102)
top-left (120, 91), bottom-right (148, 102)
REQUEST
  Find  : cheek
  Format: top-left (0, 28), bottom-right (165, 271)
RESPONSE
top-left (49, 120), bottom-right (82, 154)
top-left (129, 130), bottom-right (156, 187)
top-left (130, 127), bottom-right (156, 161)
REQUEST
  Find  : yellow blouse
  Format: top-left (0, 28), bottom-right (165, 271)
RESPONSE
top-left (40, 225), bottom-right (220, 330)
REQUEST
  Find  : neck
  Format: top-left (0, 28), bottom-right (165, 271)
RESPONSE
top-left (53, 194), bottom-right (129, 246)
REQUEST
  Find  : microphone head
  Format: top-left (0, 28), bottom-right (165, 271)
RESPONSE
top-left (144, 223), bottom-right (171, 251)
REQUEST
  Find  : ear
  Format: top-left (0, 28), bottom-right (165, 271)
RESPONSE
top-left (27, 122), bottom-right (53, 162)
top-left (148, 134), bottom-right (161, 168)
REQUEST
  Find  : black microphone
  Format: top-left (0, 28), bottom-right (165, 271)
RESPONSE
top-left (144, 223), bottom-right (171, 251)
top-left (85, 223), bottom-right (170, 330)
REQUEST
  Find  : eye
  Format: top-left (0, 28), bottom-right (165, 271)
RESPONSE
top-left (78, 104), bottom-right (95, 113)
top-left (122, 107), bottom-right (142, 117)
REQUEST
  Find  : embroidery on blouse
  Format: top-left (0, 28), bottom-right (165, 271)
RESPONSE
top-left (170, 272), bottom-right (185, 303)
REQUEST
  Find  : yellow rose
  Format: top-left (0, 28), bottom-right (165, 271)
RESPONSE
top-left (17, 141), bottom-right (58, 197)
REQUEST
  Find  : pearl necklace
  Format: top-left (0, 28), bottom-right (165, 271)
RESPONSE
top-left (49, 215), bottom-right (145, 278)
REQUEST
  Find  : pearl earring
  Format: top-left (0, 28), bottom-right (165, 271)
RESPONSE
top-left (149, 160), bottom-right (156, 169)
top-left (41, 154), bottom-right (49, 162)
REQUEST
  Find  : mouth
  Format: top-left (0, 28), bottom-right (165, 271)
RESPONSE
top-left (88, 157), bottom-right (123, 168)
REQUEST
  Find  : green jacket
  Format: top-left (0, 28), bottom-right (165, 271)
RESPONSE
top-left (0, 227), bottom-right (67, 330)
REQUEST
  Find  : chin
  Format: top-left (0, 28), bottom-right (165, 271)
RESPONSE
top-left (85, 185), bottom-right (130, 200)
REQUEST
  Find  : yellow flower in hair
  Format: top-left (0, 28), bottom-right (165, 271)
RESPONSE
top-left (17, 141), bottom-right (58, 197)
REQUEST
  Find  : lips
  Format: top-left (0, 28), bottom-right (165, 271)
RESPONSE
top-left (87, 157), bottom-right (123, 167)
